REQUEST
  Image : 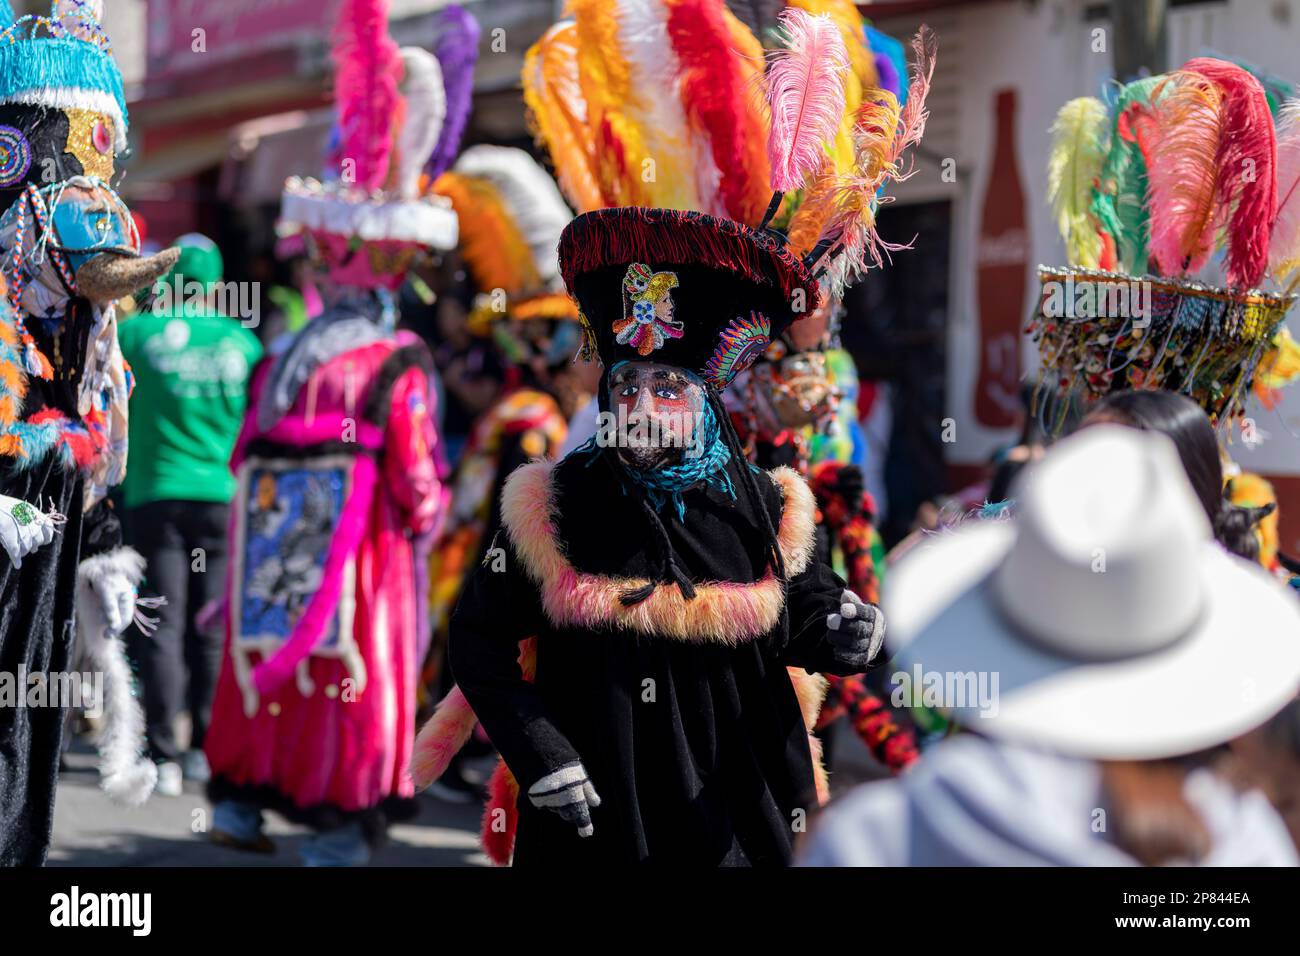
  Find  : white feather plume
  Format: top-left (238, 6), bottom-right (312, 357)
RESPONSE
top-left (395, 47), bottom-right (447, 199)
top-left (453, 144), bottom-right (574, 288)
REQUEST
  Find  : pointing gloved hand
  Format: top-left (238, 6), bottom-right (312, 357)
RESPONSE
top-left (0, 494), bottom-right (55, 568)
top-left (528, 761), bottom-right (601, 838)
top-left (826, 588), bottom-right (887, 672)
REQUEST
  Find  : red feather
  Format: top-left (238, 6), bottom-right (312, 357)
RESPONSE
top-left (332, 0), bottom-right (404, 192)
top-left (666, 0), bottom-right (769, 225)
top-left (1184, 58), bottom-right (1277, 288)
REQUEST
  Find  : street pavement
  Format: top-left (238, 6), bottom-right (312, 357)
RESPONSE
top-left (49, 738), bottom-right (490, 867)
top-left (50, 718), bottom-right (884, 866)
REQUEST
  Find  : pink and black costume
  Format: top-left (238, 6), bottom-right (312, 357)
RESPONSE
top-left (203, 0), bottom-right (465, 861)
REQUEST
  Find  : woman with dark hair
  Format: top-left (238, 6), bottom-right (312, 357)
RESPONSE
top-left (1082, 390), bottom-right (1225, 525)
top-left (1081, 390), bottom-right (1273, 560)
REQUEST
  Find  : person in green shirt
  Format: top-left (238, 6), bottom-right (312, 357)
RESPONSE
top-left (117, 233), bottom-right (263, 795)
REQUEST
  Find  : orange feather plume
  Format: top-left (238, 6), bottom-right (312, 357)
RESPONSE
top-left (522, 22), bottom-right (604, 212)
top-left (1147, 71), bottom-right (1225, 278)
top-left (571, 0), bottom-right (652, 208)
top-left (433, 173), bottom-right (541, 295)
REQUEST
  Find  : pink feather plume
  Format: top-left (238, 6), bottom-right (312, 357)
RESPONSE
top-left (815, 27), bottom-right (935, 294)
top-left (1269, 99), bottom-right (1300, 288)
top-left (1148, 71), bottom-right (1224, 278)
top-left (332, 0), bottom-right (404, 192)
top-left (1186, 58), bottom-right (1277, 288)
top-left (765, 8), bottom-right (848, 193)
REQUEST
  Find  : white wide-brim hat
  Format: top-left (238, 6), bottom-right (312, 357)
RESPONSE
top-left (884, 425), bottom-right (1300, 761)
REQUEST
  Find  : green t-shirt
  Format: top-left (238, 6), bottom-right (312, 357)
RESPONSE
top-left (118, 308), bottom-right (263, 508)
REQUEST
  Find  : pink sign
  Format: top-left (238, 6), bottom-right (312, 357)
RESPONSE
top-left (146, 0), bottom-right (342, 74)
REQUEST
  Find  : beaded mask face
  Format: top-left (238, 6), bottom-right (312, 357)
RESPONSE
top-left (0, 105), bottom-right (117, 201)
top-left (606, 361), bottom-right (706, 470)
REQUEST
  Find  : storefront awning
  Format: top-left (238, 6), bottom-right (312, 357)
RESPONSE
top-left (217, 108), bottom-right (335, 206)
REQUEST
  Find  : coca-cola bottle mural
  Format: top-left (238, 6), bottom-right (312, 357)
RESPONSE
top-left (974, 89), bottom-right (1029, 428)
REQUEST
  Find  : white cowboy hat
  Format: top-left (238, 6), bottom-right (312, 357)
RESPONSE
top-left (883, 424), bottom-right (1300, 761)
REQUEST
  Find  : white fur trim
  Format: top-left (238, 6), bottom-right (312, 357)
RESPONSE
top-left (74, 546), bottom-right (155, 806)
top-left (279, 178), bottom-right (459, 249)
top-left (77, 545), bottom-right (146, 589)
top-left (2, 88), bottom-right (127, 151)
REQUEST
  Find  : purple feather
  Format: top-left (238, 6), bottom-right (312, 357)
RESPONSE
top-left (873, 51), bottom-right (901, 100)
top-left (424, 5), bottom-right (480, 180)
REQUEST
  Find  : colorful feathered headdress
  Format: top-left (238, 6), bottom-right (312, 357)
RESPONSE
top-left (0, 1), bottom-right (126, 153)
top-left (433, 145), bottom-right (579, 337)
top-left (526, 0), bottom-right (935, 388)
top-left (279, 0), bottom-right (476, 289)
top-left (1032, 58), bottom-right (1300, 430)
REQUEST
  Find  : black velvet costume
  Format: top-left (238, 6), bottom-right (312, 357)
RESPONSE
top-left (450, 449), bottom-right (852, 865)
top-left (0, 303), bottom-right (123, 865)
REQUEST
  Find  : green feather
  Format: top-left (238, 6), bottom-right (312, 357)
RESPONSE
top-left (1090, 76), bottom-right (1166, 273)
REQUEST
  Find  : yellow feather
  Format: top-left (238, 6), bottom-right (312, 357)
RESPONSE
top-left (522, 23), bottom-right (604, 212)
top-left (1047, 97), bottom-right (1109, 269)
top-left (781, 1), bottom-right (876, 241)
top-left (433, 173), bottom-right (541, 296)
top-left (786, 0), bottom-right (876, 92)
top-left (570, 0), bottom-right (652, 207)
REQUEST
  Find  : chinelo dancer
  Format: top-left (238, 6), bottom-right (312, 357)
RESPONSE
top-left (727, 279), bottom-right (920, 774)
top-left (416, 0), bottom-right (934, 866)
top-left (202, 0), bottom-right (460, 866)
top-left (724, 6), bottom-right (926, 775)
top-left (0, 0), bottom-right (181, 865)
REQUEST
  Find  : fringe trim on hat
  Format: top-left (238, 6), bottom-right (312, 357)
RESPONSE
top-left (500, 458), bottom-right (815, 643)
top-left (0, 36), bottom-right (128, 148)
top-left (558, 207), bottom-right (820, 308)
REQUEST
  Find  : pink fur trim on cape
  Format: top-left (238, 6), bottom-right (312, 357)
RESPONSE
top-left (500, 462), bottom-right (816, 643)
top-left (409, 685), bottom-right (478, 790)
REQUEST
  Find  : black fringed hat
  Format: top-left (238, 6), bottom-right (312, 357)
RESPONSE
top-left (558, 208), bottom-right (821, 391)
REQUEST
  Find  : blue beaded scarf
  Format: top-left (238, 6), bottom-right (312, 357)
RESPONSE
top-left (619, 397), bottom-right (736, 521)
top-left (575, 391), bottom-right (738, 521)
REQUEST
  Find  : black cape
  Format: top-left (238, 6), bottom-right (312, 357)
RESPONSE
top-left (450, 450), bottom-right (850, 866)
top-left (0, 328), bottom-right (122, 865)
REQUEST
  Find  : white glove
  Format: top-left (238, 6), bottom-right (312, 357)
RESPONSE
top-left (77, 548), bottom-right (147, 639)
top-left (528, 761), bottom-right (601, 838)
top-left (0, 494), bottom-right (55, 568)
top-left (826, 588), bottom-right (887, 671)
top-left (94, 572), bottom-right (138, 635)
